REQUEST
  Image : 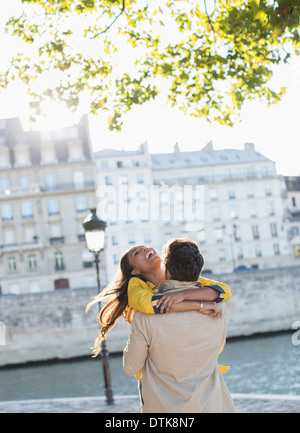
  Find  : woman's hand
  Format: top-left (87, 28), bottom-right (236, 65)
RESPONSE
top-left (156, 292), bottom-right (186, 313)
top-left (156, 293), bottom-right (222, 318)
top-left (200, 302), bottom-right (222, 319)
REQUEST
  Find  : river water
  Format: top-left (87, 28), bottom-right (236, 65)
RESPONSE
top-left (0, 332), bottom-right (299, 402)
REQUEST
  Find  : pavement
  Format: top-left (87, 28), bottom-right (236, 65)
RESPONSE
top-left (0, 393), bottom-right (299, 413)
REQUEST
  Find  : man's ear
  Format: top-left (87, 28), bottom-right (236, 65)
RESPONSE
top-left (165, 270), bottom-right (172, 280)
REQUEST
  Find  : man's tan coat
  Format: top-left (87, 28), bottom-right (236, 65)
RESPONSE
top-left (123, 280), bottom-right (236, 413)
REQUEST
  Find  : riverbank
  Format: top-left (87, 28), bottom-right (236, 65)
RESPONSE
top-left (1, 265), bottom-right (300, 368)
top-left (0, 393), bottom-right (299, 413)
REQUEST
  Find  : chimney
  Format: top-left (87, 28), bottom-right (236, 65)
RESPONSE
top-left (174, 142), bottom-right (182, 159)
top-left (244, 142), bottom-right (255, 152)
top-left (202, 140), bottom-right (215, 156)
top-left (139, 141), bottom-right (149, 154)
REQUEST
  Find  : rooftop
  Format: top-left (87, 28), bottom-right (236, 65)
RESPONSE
top-left (94, 142), bottom-right (149, 159)
top-left (152, 142), bottom-right (271, 171)
top-left (285, 176), bottom-right (300, 192)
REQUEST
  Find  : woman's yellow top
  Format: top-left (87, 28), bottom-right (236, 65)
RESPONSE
top-left (128, 276), bottom-right (231, 315)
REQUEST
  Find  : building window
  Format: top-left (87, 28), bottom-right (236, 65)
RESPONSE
top-left (101, 161), bottom-right (109, 170)
top-left (75, 195), bottom-right (87, 213)
top-left (8, 257), bottom-right (17, 273)
top-left (50, 237), bottom-right (65, 245)
top-left (24, 226), bottom-right (35, 243)
top-left (137, 173), bottom-right (144, 184)
top-left (291, 226), bottom-right (299, 237)
top-left (246, 184), bottom-right (254, 198)
top-left (128, 233), bottom-right (135, 244)
top-left (4, 228), bottom-right (15, 245)
top-left (112, 235), bottom-right (119, 246)
top-left (262, 166), bottom-right (269, 177)
top-left (54, 252), bottom-right (65, 271)
top-left (228, 187), bottom-right (236, 200)
top-left (209, 188), bottom-right (218, 201)
top-left (113, 254), bottom-right (120, 265)
top-left (46, 173), bottom-right (57, 191)
top-left (217, 249), bottom-right (225, 262)
top-left (22, 201), bottom-right (33, 219)
top-left (270, 223), bottom-right (278, 238)
top-left (265, 184), bottom-right (272, 196)
top-left (1, 203), bottom-right (13, 221)
top-left (211, 206), bottom-right (221, 221)
top-left (255, 244), bottom-right (262, 257)
top-left (105, 175), bottom-right (112, 186)
top-left (0, 178), bottom-right (10, 192)
top-left (249, 204), bottom-right (257, 218)
top-left (197, 230), bottom-right (206, 243)
top-left (20, 176), bottom-right (30, 190)
top-left (73, 170), bottom-right (85, 189)
top-left (48, 199), bottom-right (60, 216)
top-left (230, 206), bottom-right (239, 219)
top-left (268, 202), bottom-right (275, 216)
top-left (233, 225), bottom-right (241, 241)
top-left (120, 174), bottom-right (128, 184)
top-left (292, 197), bottom-right (297, 208)
top-left (236, 246), bottom-right (244, 259)
top-left (252, 225), bottom-right (260, 240)
top-left (144, 232), bottom-right (151, 244)
top-left (273, 243), bottom-right (280, 256)
top-left (214, 228), bottom-right (223, 242)
top-left (28, 255), bottom-right (37, 271)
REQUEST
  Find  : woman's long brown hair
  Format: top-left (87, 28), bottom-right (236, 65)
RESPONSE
top-left (86, 249), bottom-right (145, 357)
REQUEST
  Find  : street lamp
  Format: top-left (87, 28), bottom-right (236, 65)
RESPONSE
top-left (82, 208), bottom-right (114, 405)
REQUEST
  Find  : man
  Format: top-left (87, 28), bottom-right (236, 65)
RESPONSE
top-left (123, 239), bottom-right (236, 413)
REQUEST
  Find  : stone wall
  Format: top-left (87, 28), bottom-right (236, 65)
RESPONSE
top-left (0, 266), bottom-right (300, 367)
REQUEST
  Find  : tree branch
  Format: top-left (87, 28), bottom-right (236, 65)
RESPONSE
top-left (204, 0), bottom-right (215, 32)
top-left (93, 0), bottom-right (125, 38)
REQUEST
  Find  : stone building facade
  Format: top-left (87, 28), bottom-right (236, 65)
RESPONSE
top-left (95, 141), bottom-right (297, 279)
top-left (284, 176), bottom-right (300, 260)
top-left (0, 115), bottom-right (298, 295)
top-left (0, 116), bottom-right (98, 295)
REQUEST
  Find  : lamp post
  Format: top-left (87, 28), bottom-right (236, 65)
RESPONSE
top-left (82, 208), bottom-right (114, 405)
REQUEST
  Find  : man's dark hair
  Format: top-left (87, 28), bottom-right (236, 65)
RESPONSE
top-left (163, 238), bottom-right (204, 281)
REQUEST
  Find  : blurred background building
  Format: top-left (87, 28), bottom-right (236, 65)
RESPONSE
top-left (0, 116), bottom-right (299, 293)
top-left (0, 116), bottom-right (98, 295)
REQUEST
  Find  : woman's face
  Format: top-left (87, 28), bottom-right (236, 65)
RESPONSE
top-left (128, 245), bottom-right (161, 275)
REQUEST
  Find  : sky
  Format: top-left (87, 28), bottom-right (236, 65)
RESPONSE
top-left (0, 1), bottom-right (300, 177)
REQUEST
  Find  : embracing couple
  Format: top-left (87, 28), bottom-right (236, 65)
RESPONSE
top-left (87, 238), bottom-right (236, 413)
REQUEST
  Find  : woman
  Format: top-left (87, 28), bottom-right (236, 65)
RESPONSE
top-left (86, 243), bottom-right (231, 356)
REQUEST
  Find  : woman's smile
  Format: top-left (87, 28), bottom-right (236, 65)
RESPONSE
top-left (145, 248), bottom-right (158, 260)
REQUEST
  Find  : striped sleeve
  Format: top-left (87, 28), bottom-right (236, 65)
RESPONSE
top-left (151, 294), bottom-right (164, 314)
top-left (198, 276), bottom-right (232, 303)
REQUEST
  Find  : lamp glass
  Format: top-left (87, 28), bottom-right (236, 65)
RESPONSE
top-left (85, 230), bottom-right (105, 252)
